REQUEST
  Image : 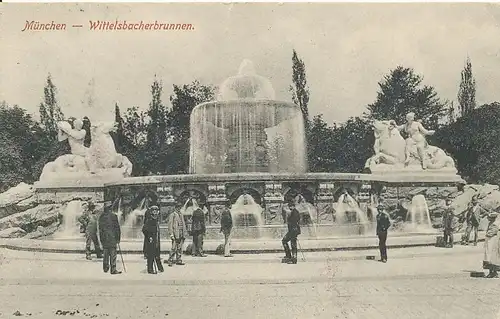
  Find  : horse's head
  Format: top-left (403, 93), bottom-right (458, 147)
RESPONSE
top-left (373, 120), bottom-right (392, 137)
top-left (91, 122), bottom-right (117, 136)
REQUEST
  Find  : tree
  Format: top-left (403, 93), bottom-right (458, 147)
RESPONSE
top-left (113, 103), bottom-right (125, 152)
top-left (0, 102), bottom-right (47, 191)
top-left (457, 56), bottom-right (476, 117)
top-left (307, 115), bottom-right (337, 172)
top-left (123, 106), bottom-right (147, 147)
top-left (432, 102), bottom-right (500, 184)
top-left (39, 74), bottom-right (64, 140)
top-left (120, 106), bottom-right (148, 176)
top-left (139, 78), bottom-right (170, 174)
top-left (146, 78), bottom-right (168, 150)
top-left (329, 117), bottom-right (373, 173)
top-left (366, 66), bottom-right (447, 128)
top-left (82, 116), bottom-right (92, 148)
top-left (289, 49), bottom-right (311, 130)
top-left (164, 81), bottom-right (215, 174)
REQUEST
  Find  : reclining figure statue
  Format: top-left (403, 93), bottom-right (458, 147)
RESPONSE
top-left (364, 116), bottom-right (456, 173)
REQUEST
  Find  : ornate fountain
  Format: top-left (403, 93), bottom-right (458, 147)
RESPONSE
top-left (189, 59), bottom-right (306, 174)
top-left (32, 59), bottom-right (465, 240)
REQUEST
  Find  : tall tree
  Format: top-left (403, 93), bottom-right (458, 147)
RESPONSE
top-left (289, 49), bottom-right (311, 130)
top-left (146, 77), bottom-right (168, 150)
top-left (39, 74), bottom-right (64, 140)
top-left (123, 106), bottom-right (147, 147)
top-left (120, 106), bottom-right (148, 176)
top-left (366, 66), bottom-right (447, 128)
top-left (113, 103), bottom-right (125, 152)
top-left (82, 116), bottom-right (92, 147)
top-left (0, 102), bottom-right (46, 191)
top-left (457, 56), bottom-right (477, 117)
top-left (307, 115), bottom-right (337, 172)
top-left (164, 81), bottom-right (215, 174)
top-left (432, 102), bottom-right (500, 184)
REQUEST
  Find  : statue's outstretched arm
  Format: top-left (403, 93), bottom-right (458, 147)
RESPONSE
top-left (418, 122), bottom-right (435, 136)
top-left (390, 121), bottom-right (404, 131)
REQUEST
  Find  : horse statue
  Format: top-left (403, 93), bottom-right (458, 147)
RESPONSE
top-left (86, 122), bottom-right (132, 176)
top-left (364, 120), bottom-right (456, 173)
top-left (39, 119), bottom-right (133, 182)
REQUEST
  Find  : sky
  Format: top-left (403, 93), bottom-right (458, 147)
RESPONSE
top-left (1, 3), bottom-right (499, 125)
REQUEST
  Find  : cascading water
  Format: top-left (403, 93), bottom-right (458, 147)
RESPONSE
top-left (54, 200), bottom-right (84, 238)
top-left (189, 59), bottom-right (306, 174)
top-left (231, 194), bottom-right (263, 227)
top-left (294, 194), bottom-right (318, 236)
top-left (122, 198), bottom-right (147, 238)
top-left (116, 198), bottom-right (123, 223)
top-left (408, 194), bottom-right (433, 231)
top-left (335, 193), bottom-right (369, 225)
top-left (181, 197), bottom-right (200, 216)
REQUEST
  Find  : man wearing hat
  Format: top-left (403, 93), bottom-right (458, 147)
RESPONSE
top-left (191, 201), bottom-right (207, 257)
top-left (142, 207), bottom-right (152, 259)
top-left (166, 202), bottom-right (187, 266)
top-left (282, 201), bottom-right (301, 264)
top-left (483, 211), bottom-right (499, 278)
top-left (79, 201), bottom-right (103, 260)
top-left (462, 196), bottom-right (488, 246)
top-left (142, 206), bottom-right (164, 274)
top-left (376, 203), bottom-right (391, 263)
top-left (220, 202), bottom-right (234, 257)
top-left (442, 197), bottom-right (456, 248)
top-left (98, 202), bottom-right (122, 275)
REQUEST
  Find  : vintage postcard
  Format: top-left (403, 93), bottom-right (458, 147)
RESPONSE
top-left (1, 2), bottom-right (500, 319)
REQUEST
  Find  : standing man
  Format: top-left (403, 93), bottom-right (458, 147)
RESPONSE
top-left (376, 204), bottom-right (391, 263)
top-left (142, 208), bottom-right (152, 259)
top-left (442, 197), bottom-right (456, 248)
top-left (220, 202), bottom-right (233, 257)
top-left (98, 203), bottom-right (122, 275)
top-left (80, 202), bottom-right (102, 260)
top-left (142, 206), bottom-right (164, 274)
top-left (167, 203), bottom-right (187, 266)
top-left (191, 203), bottom-right (207, 257)
top-left (462, 196), bottom-right (488, 246)
top-left (282, 202), bottom-right (301, 264)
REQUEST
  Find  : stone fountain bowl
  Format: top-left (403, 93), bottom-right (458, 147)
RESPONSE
top-left (191, 100), bottom-right (301, 128)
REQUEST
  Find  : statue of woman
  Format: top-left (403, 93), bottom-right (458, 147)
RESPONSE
top-left (393, 112), bottom-right (435, 169)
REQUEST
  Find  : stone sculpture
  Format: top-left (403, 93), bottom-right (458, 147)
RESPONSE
top-left (39, 119), bottom-right (133, 182)
top-left (365, 117), bottom-right (456, 173)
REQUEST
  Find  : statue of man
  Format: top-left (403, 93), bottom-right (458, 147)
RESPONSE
top-left (57, 119), bottom-right (88, 157)
top-left (392, 112), bottom-right (435, 169)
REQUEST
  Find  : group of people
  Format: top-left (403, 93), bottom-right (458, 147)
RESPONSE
top-left (441, 195), bottom-right (500, 278)
top-left (80, 200), bottom-right (235, 275)
top-left (79, 201), bottom-right (122, 275)
top-left (372, 196), bottom-right (500, 277)
top-left (78, 195), bottom-right (500, 278)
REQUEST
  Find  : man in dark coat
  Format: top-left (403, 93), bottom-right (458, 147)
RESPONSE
top-left (98, 205), bottom-right (122, 274)
top-left (191, 204), bottom-right (207, 257)
top-left (376, 204), bottom-right (391, 263)
top-left (442, 198), bottom-right (456, 248)
top-left (220, 202), bottom-right (233, 257)
top-left (142, 209), bottom-right (152, 259)
top-left (142, 206), bottom-right (164, 274)
top-left (282, 202), bottom-right (301, 264)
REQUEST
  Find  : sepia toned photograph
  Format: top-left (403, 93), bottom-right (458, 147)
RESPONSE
top-left (1, 2), bottom-right (500, 318)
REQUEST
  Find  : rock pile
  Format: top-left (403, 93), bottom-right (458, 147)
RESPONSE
top-left (0, 183), bottom-right (97, 239)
